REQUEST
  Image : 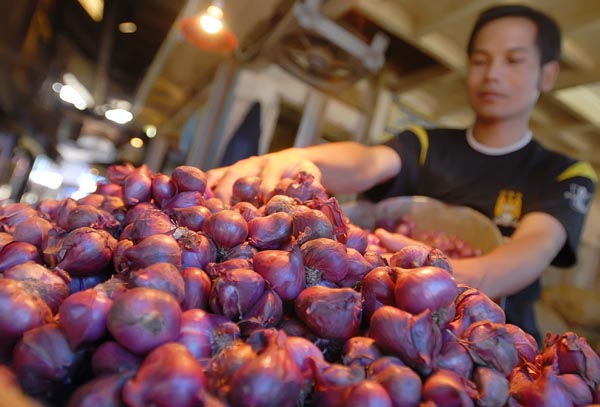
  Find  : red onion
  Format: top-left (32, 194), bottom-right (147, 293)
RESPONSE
top-left (366, 356), bottom-right (405, 376)
top-left (521, 366), bottom-right (574, 407)
top-left (177, 309), bottom-right (240, 360)
top-left (107, 162), bottom-right (136, 184)
top-left (162, 191), bottom-right (205, 210)
top-left (55, 227), bottom-right (116, 276)
top-left (345, 224), bottom-right (369, 254)
top-left (449, 287), bottom-right (506, 336)
top-left (342, 337), bottom-right (383, 369)
top-left (125, 233), bottom-right (182, 270)
top-left (228, 330), bottom-right (303, 407)
top-left (113, 239), bottom-right (133, 274)
top-left (168, 205), bottom-right (212, 231)
top-left (58, 289), bottom-right (112, 348)
top-left (473, 366), bottom-right (509, 407)
top-left (283, 171), bottom-right (327, 202)
top-left (128, 262), bottom-right (185, 303)
top-left (0, 279), bottom-right (53, 346)
top-left (37, 198), bottom-right (59, 219)
top-left (123, 342), bottom-right (207, 407)
top-left (123, 166), bottom-right (152, 206)
top-left (508, 363), bottom-right (538, 405)
top-left (181, 267), bottom-right (211, 310)
top-left (360, 266), bottom-right (396, 321)
top-left (292, 205), bottom-right (334, 244)
top-left (202, 209), bottom-right (248, 249)
top-left (371, 364), bottom-right (422, 407)
top-left (231, 176), bottom-right (263, 207)
top-left (394, 266), bottom-right (458, 321)
top-left (232, 201), bottom-right (262, 222)
top-left (338, 248), bottom-right (373, 288)
top-left (4, 262), bottom-right (70, 313)
top-left (92, 340), bottom-right (143, 376)
top-left (343, 379), bottom-right (392, 407)
top-left (461, 320), bottom-right (518, 377)
top-left (54, 198), bottom-right (78, 230)
top-left (436, 330), bottom-right (474, 378)
top-left (175, 229), bottom-right (217, 270)
top-left (12, 215), bottom-right (53, 249)
top-left (253, 247), bottom-right (305, 301)
top-left (285, 335), bottom-right (325, 379)
top-left (128, 208), bottom-right (175, 242)
top-left (207, 340), bottom-right (257, 395)
top-left (203, 197), bottom-right (228, 213)
top-left (369, 306), bottom-right (441, 376)
top-left (310, 359), bottom-right (365, 407)
top-left (309, 197), bottom-right (349, 242)
top-left (68, 371), bottom-right (133, 407)
top-left (506, 323), bottom-right (538, 365)
top-left (422, 369), bottom-right (476, 407)
top-left (94, 275), bottom-right (129, 300)
top-left (0, 203), bottom-right (37, 231)
top-left (124, 202), bottom-right (157, 225)
top-left (151, 173), bottom-right (176, 207)
top-left (222, 241), bottom-right (257, 260)
top-left (0, 231), bottom-right (14, 251)
top-left (557, 373), bottom-right (593, 405)
top-left (239, 288), bottom-right (283, 336)
top-left (295, 285), bottom-right (362, 341)
top-left (301, 237), bottom-right (348, 286)
top-left (247, 211), bottom-right (293, 249)
top-left (209, 268), bottom-right (265, 320)
top-left (389, 244), bottom-right (429, 268)
top-left (107, 287), bottom-right (182, 354)
top-left (0, 241), bottom-right (41, 272)
top-left (205, 257), bottom-right (252, 279)
top-left (68, 273), bottom-right (108, 294)
top-left (12, 323), bottom-right (80, 397)
top-left (265, 194), bottom-right (298, 215)
top-left (95, 181), bottom-right (123, 198)
top-left (64, 204), bottom-right (120, 233)
top-left (171, 165), bottom-right (207, 193)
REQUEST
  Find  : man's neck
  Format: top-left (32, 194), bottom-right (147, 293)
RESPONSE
top-left (471, 119), bottom-right (531, 148)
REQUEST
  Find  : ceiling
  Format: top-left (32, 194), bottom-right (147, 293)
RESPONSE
top-left (1, 0), bottom-right (599, 169)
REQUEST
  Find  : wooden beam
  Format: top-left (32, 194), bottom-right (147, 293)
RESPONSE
top-left (413, 0), bottom-right (491, 36)
top-left (562, 38), bottom-right (596, 71)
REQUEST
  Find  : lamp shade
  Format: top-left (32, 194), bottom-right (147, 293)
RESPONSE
top-left (179, 14), bottom-right (238, 53)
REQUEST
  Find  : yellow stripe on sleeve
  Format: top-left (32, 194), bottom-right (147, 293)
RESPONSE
top-left (556, 161), bottom-right (598, 183)
top-left (408, 125), bottom-right (429, 166)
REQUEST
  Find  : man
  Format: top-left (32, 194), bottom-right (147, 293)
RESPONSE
top-left (206, 5), bottom-right (597, 343)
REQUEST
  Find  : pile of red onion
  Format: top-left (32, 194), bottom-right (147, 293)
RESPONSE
top-left (0, 163), bottom-right (599, 407)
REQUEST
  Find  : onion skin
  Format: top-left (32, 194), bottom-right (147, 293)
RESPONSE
top-left (253, 248), bottom-right (305, 301)
top-left (176, 309), bottom-right (240, 360)
top-left (151, 173), bottom-right (176, 207)
top-left (473, 366), bottom-right (509, 407)
top-left (107, 287), bottom-right (182, 354)
top-left (310, 359), bottom-right (365, 407)
top-left (247, 212), bottom-right (293, 249)
top-left (0, 241), bottom-right (42, 272)
top-left (128, 262), bottom-right (185, 303)
top-left (450, 287), bottom-right (506, 337)
top-left (461, 321), bottom-right (518, 377)
top-left (12, 216), bottom-right (53, 249)
top-left (202, 209), bottom-right (248, 249)
top-left (129, 209), bottom-right (175, 242)
top-left (265, 194), bottom-right (298, 216)
top-left (292, 205), bottom-right (334, 244)
top-left (68, 371), bottom-right (134, 407)
top-left (168, 205), bottom-right (212, 231)
top-left (91, 341), bottom-right (142, 376)
top-left (294, 286), bottom-right (362, 342)
top-left (301, 238), bottom-right (348, 286)
top-left (366, 356), bottom-right (405, 377)
top-left (521, 366), bottom-right (574, 407)
top-left (436, 330), bottom-right (474, 379)
top-left (123, 342), bottom-right (207, 407)
top-left (4, 262), bottom-right (70, 313)
top-left (94, 276), bottom-right (128, 300)
top-left (506, 323), bottom-right (538, 365)
top-left (163, 191), bottom-right (205, 210)
top-left (345, 224), bottom-right (369, 254)
top-left (394, 266), bottom-right (458, 316)
top-left (123, 167), bottom-right (152, 206)
top-left (239, 289), bottom-right (283, 336)
top-left (342, 337), bottom-right (383, 369)
top-left (342, 379), bottom-right (392, 407)
top-left (181, 267), bottom-right (211, 310)
top-left (556, 373), bottom-right (593, 406)
top-left (232, 201), bottom-right (262, 222)
top-left (285, 335), bottom-right (325, 379)
top-left (231, 176), bottom-right (263, 207)
top-left (209, 268), bottom-right (265, 320)
top-left (56, 227), bottom-right (116, 276)
top-left (338, 248), bottom-right (373, 288)
top-left (171, 165), bottom-right (207, 193)
top-left (58, 289), bottom-right (112, 348)
top-left (0, 279), bottom-right (53, 346)
top-left (207, 340), bottom-right (257, 396)
top-left (371, 364), bottom-right (422, 407)
top-left (422, 369), bottom-right (476, 407)
top-left (176, 229), bottom-right (217, 270)
top-left (227, 331), bottom-right (303, 407)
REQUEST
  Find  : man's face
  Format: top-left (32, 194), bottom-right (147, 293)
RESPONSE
top-left (466, 17), bottom-right (545, 123)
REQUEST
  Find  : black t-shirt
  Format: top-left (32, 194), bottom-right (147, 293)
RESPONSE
top-left (364, 126), bottom-right (597, 307)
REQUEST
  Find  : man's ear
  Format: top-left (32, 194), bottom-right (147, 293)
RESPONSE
top-left (540, 60), bottom-right (560, 92)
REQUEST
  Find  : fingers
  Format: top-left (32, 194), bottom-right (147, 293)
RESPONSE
top-left (209, 156), bottom-right (262, 204)
top-left (374, 228), bottom-right (428, 252)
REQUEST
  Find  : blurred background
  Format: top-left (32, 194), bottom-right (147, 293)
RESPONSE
top-left (1, 0), bottom-right (599, 322)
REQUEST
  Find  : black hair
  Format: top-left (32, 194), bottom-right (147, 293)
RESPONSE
top-left (467, 4), bottom-right (561, 65)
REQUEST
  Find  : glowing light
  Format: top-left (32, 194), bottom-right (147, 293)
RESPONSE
top-left (29, 170), bottom-right (63, 190)
top-left (77, 0), bottom-right (104, 22)
top-left (130, 137), bottom-right (144, 148)
top-left (59, 85), bottom-right (87, 110)
top-left (144, 124), bottom-right (157, 138)
top-left (105, 108), bottom-right (133, 124)
top-left (200, 4), bottom-right (224, 34)
top-left (119, 21), bottom-right (137, 33)
top-left (52, 82), bottom-right (62, 93)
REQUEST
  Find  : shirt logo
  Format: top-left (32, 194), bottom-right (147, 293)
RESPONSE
top-left (564, 183), bottom-right (592, 214)
top-left (493, 189), bottom-right (522, 228)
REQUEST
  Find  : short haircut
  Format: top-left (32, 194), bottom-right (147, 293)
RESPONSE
top-left (467, 4), bottom-right (561, 65)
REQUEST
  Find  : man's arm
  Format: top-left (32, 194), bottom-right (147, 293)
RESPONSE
top-left (376, 211), bottom-right (567, 300)
top-left (207, 141), bottom-right (401, 204)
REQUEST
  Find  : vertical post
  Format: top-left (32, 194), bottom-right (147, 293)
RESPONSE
top-left (295, 89), bottom-right (327, 147)
top-left (145, 135), bottom-right (169, 173)
top-left (92, 0), bottom-right (118, 106)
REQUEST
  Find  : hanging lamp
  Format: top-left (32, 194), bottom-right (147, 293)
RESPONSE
top-left (179, 0), bottom-right (238, 53)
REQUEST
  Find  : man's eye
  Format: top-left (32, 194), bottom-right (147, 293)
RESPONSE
top-left (470, 59), bottom-right (487, 66)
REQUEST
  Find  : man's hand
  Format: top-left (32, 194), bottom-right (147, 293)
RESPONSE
top-left (205, 148), bottom-right (321, 204)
